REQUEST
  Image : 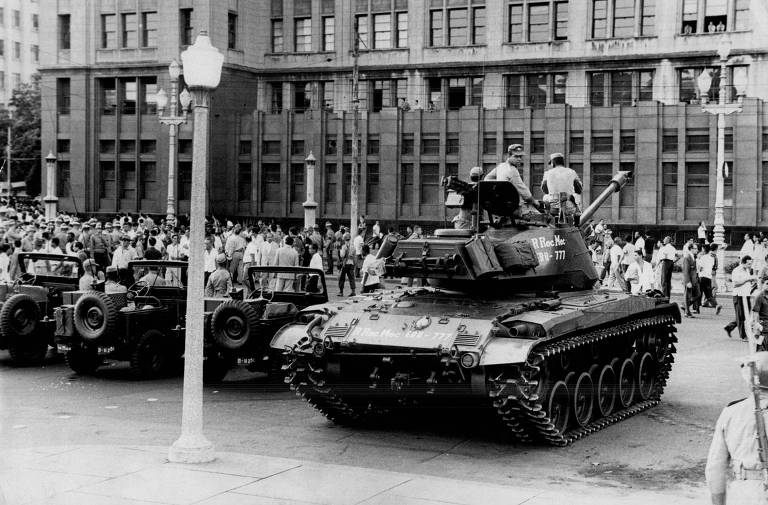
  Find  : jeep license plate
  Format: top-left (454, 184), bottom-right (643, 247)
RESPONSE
top-left (57, 344), bottom-right (70, 353)
top-left (97, 346), bottom-right (115, 355)
top-left (237, 357), bottom-right (256, 365)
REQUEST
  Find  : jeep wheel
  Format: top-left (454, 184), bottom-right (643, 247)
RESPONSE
top-left (210, 300), bottom-right (260, 350)
top-left (65, 344), bottom-right (102, 375)
top-left (1, 294), bottom-right (45, 366)
top-left (73, 291), bottom-right (118, 342)
top-left (130, 329), bottom-right (173, 380)
top-left (203, 353), bottom-right (234, 384)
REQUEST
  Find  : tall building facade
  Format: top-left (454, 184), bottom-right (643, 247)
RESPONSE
top-left (39, 0), bottom-right (768, 236)
top-left (1, 0), bottom-right (39, 105)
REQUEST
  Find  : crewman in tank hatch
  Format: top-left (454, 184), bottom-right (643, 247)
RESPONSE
top-left (541, 152), bottom-right (582, 220)
top-left (484, 143), bottom-right (540, 217)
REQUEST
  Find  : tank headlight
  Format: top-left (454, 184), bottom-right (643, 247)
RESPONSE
top-left (313, 342), bottom-right (325, 358)
top-left (460, 352), bottom-right (479, 369)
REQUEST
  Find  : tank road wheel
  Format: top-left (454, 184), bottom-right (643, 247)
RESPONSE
top-left (595, 364), bottom-right (617, 417)
top-left (618, 358), bottom-right (636, 408)
top-left (637, 352), bottom-right (656, 401)
top-left (546, 380), bottom-right (570, 436)
top-left (572, 372), bottom-right (594, 427)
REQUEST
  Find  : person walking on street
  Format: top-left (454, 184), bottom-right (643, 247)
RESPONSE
top-left (725, 255), bottom-right (757, 340)
top-left (699, 244), bottom-right (723, 314)
top-left (338, 232), bottom-right (356, 297)
top-left (682, 242), bottom-right (701, 317)
top-left (752, 278), bottom-right (768, 353)
top-left (705, 351), bottom-right (768, 505)
top-left (658, 236), bottom-right (678, 299)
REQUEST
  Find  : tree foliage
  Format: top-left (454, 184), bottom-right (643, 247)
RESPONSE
top-left (0, 75), bottom-right (41, 195)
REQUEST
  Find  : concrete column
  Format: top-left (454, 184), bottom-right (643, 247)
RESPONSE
top-left (43, 151), bottom-right (58, 222)
top-left (303, 151), bottom-right (317, 228)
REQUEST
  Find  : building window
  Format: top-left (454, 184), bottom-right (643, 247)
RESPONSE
top-left (271, 19), bottom-right (284, 52)
top-left (356, 14), bottom-right (369, 48)
top-left (59, 14), bottom-right (71, 50)
top-left (100, 79), bottom-right (117, 115)
top-left (269, 83), bottom-right (282, 113)
top-left (178, 162), bottom-right (192, 200)
top-left (0, 41), bottom-right (4, 57)
top-left (140, 78), bottom-right (157, 115)
top-left (686, 130), bottom-right (709, 153)
top-left (294, 82), bottom-right (312, 112)
top-left (228, 12), bottom-right (238, 49)
top-left (422, 136), bottom-right (440, 155)
top-left (32, 14), bottom-right (39, 31)
top-left (57, 161), bottom-right (70, 198)
top-left (322, 81), bottom-right (334, 111)
top-left (122, 13), bottom-right (137, 48)
top-left (326, 163), bottom-right (337, 202)
top-left (99, 161), bottom-right (115, 199)
top-left (506, 73), bottom-right (567, 109)
top-left (662, 129), bottom-right (677, 152)
top-left (141, 12), bottom-right (157, 47)
top-left (367, 135), bottom-right (380, 155)
top-left (618, 162), bottom-right (635, 206)
top-left (735, 0), bottom-right (750, 30)
top-left (57, 78), bottom-right (71, 115)
top-left (397, 12), bottom-right (408, 47)
top-left (762, 162), bottom-right (768, 208)
top-left (323, 16), bottom-right (335, 51)
top-left (178, 139), bottom-right (193, 155)
top-left (589, 70), bottom-right (654, 106)
top-left (367, 164), bottom-right (380, 204)
top-left (139, 162), bottom-right (156, 200)
top-left (593, 0), bottom-right (654, 38)
top-left (620, 131), bottom-right (635, 152)
top-left (591, 132), bottom-right (613, 153)
top-left (681, 0), bottom-right (746, 34)
top-left (326, 137), bottom-right (337, 156)
top-left (509, 1), bottom-right (569, 43)
top-left (290, 163), bottom-right (304, 204)
top-left (140, 140), bottom-right (156, 154)
top-left (686, 162), bottom-right (709, 208)
top-left (483, 135), bottom-right (496, 155)
top-left (101, 14), bottom-right (116, 48)
top-left (678, 66), bottom-right (746, 104)
top-left (100, 140), bottom-right (115, 153)
top-left (590, 163), bottom-right (613, 199)
top-left (57, 139), bottom-right (71, 153)
top-left (531, 133), bottom-right (545, 154)
top-left (12, 10), bottom-right (19, 28)
top-left (401, 164), bottom-right (413, 204)
top-left (239, 140), bottom-right (252, 156)
top-left (343, 137), bottom-right (360, 156)
top-left (369, 78), bottom-right (406, 111)
top-left (430, 1), bottom-right (486, 47)
top-left (0, 9), bottom-right (4, 25)
top-left (641, 0), bottom-right (655, 35)
top-left (262, 140), bottom-right (281, 156)
top-left (120, 140), bottom-right (136, 155)
top-left (119, 161), bottom-right (136, 200)
top-left (120, 79), bottom-right (137, 115)
top-left (503, 132), bottom-right (524, 150)
top-left (262, 164), bottom-right (281, 202)
top-left (180, 8), bottom-right (193, 46)
top-left (401, 134), bottom-right (414, 155)
top-left (570, 134), bottom-right (583, 154)
top-left (342, 164), bottom-right (352, 204)
top-left (13, 42), bottom-right (20, 60)
top-left (446, 134), bottom-right (460, 156)
top-left (373, 13), bottom-right (391, 49)
top-left (661, 162), bottom-right (677, 208)
top-left (31, 45), bottom-right (39, 63)
top-left (11, 73), bottom-right (19, 90)
top-left (420, 164), bottom-right (440, 204)
top-left (291, 139), bottom-right (305, 156)
top-left (295, 18), bottom-right (311, 52)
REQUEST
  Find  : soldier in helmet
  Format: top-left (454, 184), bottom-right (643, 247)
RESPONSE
top-left (451, 166), bottom-right (483, 230)
top-left (706, 351), bottom-right (768, 504)
top-left (484, 144), bottom-right (539, 213)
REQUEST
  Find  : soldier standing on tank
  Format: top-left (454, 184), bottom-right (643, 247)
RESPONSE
top-left (706, 351), bottom-right (768, 504)
top-left (484, 144), bottom-right (539, 213)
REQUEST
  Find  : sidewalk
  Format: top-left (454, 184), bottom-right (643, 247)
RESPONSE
top-left (0, 445), bottom-right (708, 505)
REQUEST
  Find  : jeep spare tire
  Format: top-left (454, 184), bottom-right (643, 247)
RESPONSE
top-left (74, 291), bottom-right (118, 342)
top-left (0, 294), bottom-right (40, 339)
top-left (210, 300), bottom-right (260, 350)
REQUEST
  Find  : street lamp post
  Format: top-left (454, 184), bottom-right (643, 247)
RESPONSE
top-left (303, 151), bottom-right (317, 228)
top-left (43, 151), bottom-right (58, 222)
top-left (697, 39), bottom-right (746, 290)
top-left (5, 105), bottom-right (13, 200)
top-left (156, 60), bottom-right (192, 227)
top-left (168, 31), bottom-right (223, 465)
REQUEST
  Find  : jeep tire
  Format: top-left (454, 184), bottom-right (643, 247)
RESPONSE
top-left (73, 291), bottom-right (118, 342)
top-left (0, 294), bottom-right (45, 366)
top-left (203, 351), bottom-right (235, 384)
top-left (210, 300), bottom-right (260, 350)
top-left (130, 329), bottom-right (173, 380)
top-left (65, 343), bottom-right (102, 375)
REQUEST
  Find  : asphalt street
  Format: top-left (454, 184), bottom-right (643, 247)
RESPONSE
top-left (0, 290), bottom-right (747, 500)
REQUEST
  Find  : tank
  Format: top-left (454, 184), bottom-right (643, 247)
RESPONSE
top-left (270, 171), bottom-right (680, 445)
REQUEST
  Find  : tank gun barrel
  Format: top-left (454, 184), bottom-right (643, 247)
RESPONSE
top-left (580, 171), bottom-right (632, 230)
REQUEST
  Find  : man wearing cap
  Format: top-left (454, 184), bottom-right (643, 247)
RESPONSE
top-left (89, 222), bottom-right (111, 268)
top-left (324, 222), bottom-right (335, 274)
top-left (205, 253), bottom-right (233, 297)
top-left (274, 236), bottom-right (299, 292)
top-left (484, 144), bottom-right (539, 212)
top-left (225, 223), bottom-right (246, 284)
top-left (79, 259), bottom-right (104, 291)
top-left (706, 351), bottom-right (768, 504)
top-left (542, 153), bottom-right (582, 219)
top-left (111, 235), bottom-right (138, 285)
top-left (104, 265), bottom-right (127, 294)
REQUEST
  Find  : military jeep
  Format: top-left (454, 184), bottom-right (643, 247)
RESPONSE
top-left (203, 265), bottom-right (328, 382)
top-left (55, 259), bottom-right (188, 379)
top-left (0, 253), bottom-right (83, 365)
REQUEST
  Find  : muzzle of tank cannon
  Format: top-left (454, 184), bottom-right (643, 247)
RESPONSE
top-left (580, 171), bottom-right (632, 231)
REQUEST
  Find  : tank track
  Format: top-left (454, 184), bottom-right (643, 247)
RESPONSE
top-left (488, 313), bottom-right (677, 446)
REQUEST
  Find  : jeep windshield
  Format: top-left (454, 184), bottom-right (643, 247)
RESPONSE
top-left (20, 253), bottom-right (81, 278)
top-left (129, 261), bottom-right (188, 289)
top-left (247, 266), bottom-right (326, 296)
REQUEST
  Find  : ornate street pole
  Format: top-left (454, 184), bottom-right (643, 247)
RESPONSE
top-left (168, 32), bottom-right (222, 465)
top-left (156, 60), bottom-right (191, 226)
top-left (43, 151), bottom-right (58, 222)
top-left (698, 40), bottom-right (746, 290)
top-left (303, 151), bottom-right (317, 228)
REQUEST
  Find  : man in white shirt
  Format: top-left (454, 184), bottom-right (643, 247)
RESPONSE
top-left (308, 243), bottom-right (323, 270)
top-left (725, 255), bottom-right (756, 340)
top-left (111, 235), bottom-right (138, 285)
top-left (360, 244), bottom-right (383, 293)
top-left (658, 236), bottom-right (678, 299)
top-left (625, 249), bottom-right (654, 295)
top-left (634, 232), bottom-right (646, 259)
top-left (485, 144), bottom-right (539, 214)
top-left (698, 244), bottom-right (722, 314)
top-left (203, 237), bottom-right (217, 287)
top-left (740, 233), bottom-right (755, 260)
top-left (605, 238), bottom-right (627, 291)
top-left (541, 153), bottom-right (582, 218)
top-left (352, 228), bottom-right (365, 278)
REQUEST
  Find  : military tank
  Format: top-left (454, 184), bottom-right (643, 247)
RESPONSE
top-left (270, 171), bottom-right (679, 445)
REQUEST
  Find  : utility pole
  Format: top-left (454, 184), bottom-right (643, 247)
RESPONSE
top-left (5, 107), bottom-right (11, 200)
top-left (350, 16), bottom-right (360, 240)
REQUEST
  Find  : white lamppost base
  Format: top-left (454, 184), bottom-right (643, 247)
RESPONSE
top-left (169, 434), bottom-right (215, 464)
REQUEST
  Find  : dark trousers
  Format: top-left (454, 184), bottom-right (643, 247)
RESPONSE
top-left (118, 267), bottom-right (132, 287)
top-left (725, 296), bottom-right (751, 340)
top-left (204, 271), bottom-right (211, 287)
top-left (325, 247), bottom-right (334, 274)
top-left (93, 251), bottom-right (109, 269)
top-left (338, 264), bottom-right (355, 295)
top-left (661, 260), bottom-right (674, 299)
top-left (684, 283), bottom-right (700, 314)
top-left (700, 277), bottom-right (718, 307)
